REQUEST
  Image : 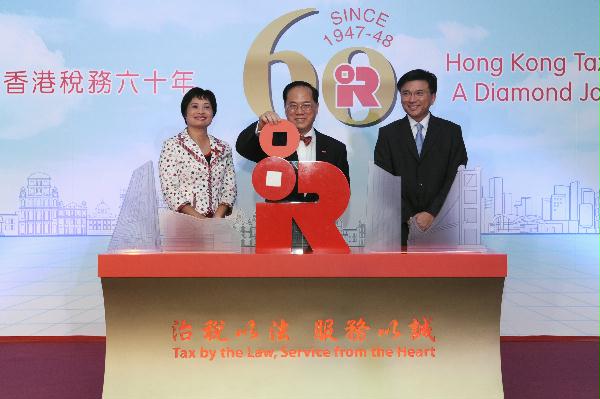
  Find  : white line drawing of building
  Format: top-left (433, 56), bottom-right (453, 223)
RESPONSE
top-left (337, 219), bottom-right (367, 247)
top-left (0, 212), bottom-right (18, 236)
top-left (57, 201), bottom-right (87, 236)
top-left (1, 172), bottom-right (119, 237)
top-left (1, 171), bottom-right (597, 239)
top-left (16, 172), bottom-right (88, 236)
top-left (482, 177), bottom-right (599, 234)
top-left (17, 173), bottom-right (62, 236)
top-left (88, 201), bottom-right (118, 235)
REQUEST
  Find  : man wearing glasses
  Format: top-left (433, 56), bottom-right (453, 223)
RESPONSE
top-left (237, 80), bottom-right (350, 202)
top-left (374, 69), bottom-right (468, 246)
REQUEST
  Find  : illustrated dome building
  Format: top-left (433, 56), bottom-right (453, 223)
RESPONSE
top-left (17, 172), bottom-right (87, 236)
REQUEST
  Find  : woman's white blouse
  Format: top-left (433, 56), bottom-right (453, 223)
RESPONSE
top-left (159, 129), bottom-right (237, 216)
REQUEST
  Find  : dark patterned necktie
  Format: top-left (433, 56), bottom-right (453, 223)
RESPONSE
top-left (300, 135), bottom-right (312, 146)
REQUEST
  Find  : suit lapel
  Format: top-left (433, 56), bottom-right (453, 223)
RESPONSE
top-left (179, 130), bottom-right (210, 168)
top-left (285, 152), bottom-right (299, 162)
top-left (420, 115), bottom-right (439, 160)
top-left (399, 118), bottom-right (419, 161)
top-left (315, 130), bottom-right (327, 162)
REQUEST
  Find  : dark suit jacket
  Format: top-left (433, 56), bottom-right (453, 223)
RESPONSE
top-left (236, 121), bottom-right (350, 202)
top-left (374, 114), bottom-right (467, 223)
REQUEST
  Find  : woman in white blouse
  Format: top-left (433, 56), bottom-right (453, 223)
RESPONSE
top-left (159, 88), bottom-right (237, 218)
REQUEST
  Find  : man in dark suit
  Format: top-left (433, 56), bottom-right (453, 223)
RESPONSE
top-left (236, 80), bottom-right (349, 202)
top-left (374, 69), bottom-right (467, 245)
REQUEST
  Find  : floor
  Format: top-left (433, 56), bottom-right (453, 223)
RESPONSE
top-left (0, 339), bottom-right (597, 399)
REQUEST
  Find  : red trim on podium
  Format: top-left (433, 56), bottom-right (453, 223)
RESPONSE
top-left (4, 335), bottom-right (599, 343)
top-left (98, 251), bottom-right (507, 278)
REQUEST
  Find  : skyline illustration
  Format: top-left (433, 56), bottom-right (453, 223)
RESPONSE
top-left (1, 169), bottom-right (597, 243)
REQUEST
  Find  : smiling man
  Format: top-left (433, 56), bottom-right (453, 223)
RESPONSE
top-left (374, 69), bottom-right (468, 246)
top-left (236, 80), bottom-right (349, 202)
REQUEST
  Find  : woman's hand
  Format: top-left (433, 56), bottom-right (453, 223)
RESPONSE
top-left (214, 204), bottom-right (231, 218)
top-left (179, 204), bottom-right (207, 219)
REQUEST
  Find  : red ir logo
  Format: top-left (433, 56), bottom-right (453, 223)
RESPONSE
top-left (334, 64), bottom-right (381, 108)
top-left (252, 120), bottom-right (350, 253)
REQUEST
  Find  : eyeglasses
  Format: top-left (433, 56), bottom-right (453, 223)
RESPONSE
top-left (285, 103), bottom-right (314, 112)
top-left (400, 90), bottom-right (429, 99)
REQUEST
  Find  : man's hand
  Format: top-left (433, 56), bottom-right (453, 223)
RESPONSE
top-left (413, 211), bottom-right (434, 231)
top-left (257, 111), bottom-right (282, 131)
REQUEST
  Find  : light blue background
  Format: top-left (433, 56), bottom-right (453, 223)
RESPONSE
top-left (0, 1), bottom-right (598, 335)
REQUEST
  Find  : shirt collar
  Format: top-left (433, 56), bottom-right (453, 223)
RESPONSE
top-left (302, 127), bottom-right (315, 138)
top-left (299, 127), bottom-right (315, 146)
top-left (182, 128), bottom-right (223, 156)
top-left (407, 113), bottom-right (431, 130)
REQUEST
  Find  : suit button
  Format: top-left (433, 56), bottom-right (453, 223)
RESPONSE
top-left (419, 183), bottom-right (423, 187)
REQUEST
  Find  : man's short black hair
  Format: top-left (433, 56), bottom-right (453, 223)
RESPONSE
top-left (282, 81), bottom-right (319, 104)
top-left (397, 69), bottom-right (437, 94)
top-left (180, 87), bottom-right (217, 120)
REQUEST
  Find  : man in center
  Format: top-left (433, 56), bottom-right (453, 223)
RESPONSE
top-left (236, 80), bottom-right (350, 202)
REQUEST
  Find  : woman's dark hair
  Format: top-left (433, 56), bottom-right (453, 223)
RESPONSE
top-left (180, 87), bottom-right (217, 121)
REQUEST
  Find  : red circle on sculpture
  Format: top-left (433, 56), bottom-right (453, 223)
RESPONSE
top-left (252, 157), bottom-right (296, 200)
top-left (259, 120), bottom-right (300, 158)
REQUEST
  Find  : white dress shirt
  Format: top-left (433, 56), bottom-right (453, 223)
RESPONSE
top-left (407, 113), bottom-right (431, 141)
top-left (296, 128), bottom-right (316, 162)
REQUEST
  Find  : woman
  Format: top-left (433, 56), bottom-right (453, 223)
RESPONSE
top-left (159, 87), bottom-right (236, 218)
